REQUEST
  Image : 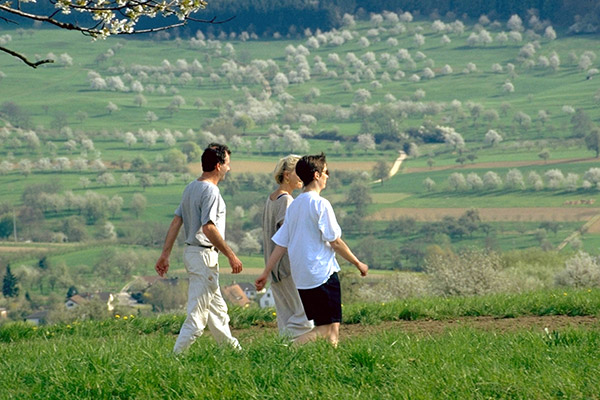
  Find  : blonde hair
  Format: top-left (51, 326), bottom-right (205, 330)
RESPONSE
top-left (273, 154), bottom-right (301, 184)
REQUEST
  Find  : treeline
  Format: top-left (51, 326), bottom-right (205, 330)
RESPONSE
top-left (176, 0), bottom-right (600, 35)
top-left (13, 0), bottom-right (600, 37)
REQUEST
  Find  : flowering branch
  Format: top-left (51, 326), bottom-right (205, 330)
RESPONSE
top-left (0, 0), bottom-right (233, 68)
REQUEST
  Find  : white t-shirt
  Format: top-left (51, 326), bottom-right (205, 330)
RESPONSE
top-left (272, 191), bottom-right (342, 289)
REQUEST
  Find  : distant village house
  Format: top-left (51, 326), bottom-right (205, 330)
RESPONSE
top-left (222, 284), bottom-right (251, 307)
top-left (237, 282), bottom-right (257, 300)
top-left (259, 287), bottom-right (275, 309)
top-left (65, 292), bottom-right (115, 311)
top-left (25, 310), bottom-right (49, 325)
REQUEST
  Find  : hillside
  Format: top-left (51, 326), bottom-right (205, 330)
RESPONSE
top-left (2, 11), bottom-right (600, 321)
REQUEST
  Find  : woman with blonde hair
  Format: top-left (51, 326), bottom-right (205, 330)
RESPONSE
top-left (261, 154), bottom-right (314, 341)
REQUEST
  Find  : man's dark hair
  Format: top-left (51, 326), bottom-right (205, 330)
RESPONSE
top-left (201, 143), bottom-right (231, 172)
top-left (296, 153), bottom-right (327, 186)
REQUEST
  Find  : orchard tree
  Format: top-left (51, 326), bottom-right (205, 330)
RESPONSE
top-left (134, 94), bottom-right (147, 108)
top-left (357, 134), bottom-right (376, 152)
top-left (545, 169), bottom-right (564, 189)
top-left (466, 173), bottom-right (483, 191)
top-left (423, 177), bottom-right (436, 191)
top-left (234, 114), bottom-right (255, 133)
top-left (585, 127), bottom-right (600, 158)
top-left (484, 130), bottom-right (503, 147)
top-left (96, 172), bottom-right (116, 187)
top-left (483, 171), bottom-right (502, 190)
top-left (345, 182), bottom-right (372, 217)
top-left (507, 14), bottom-right (524, 32)
top-left (139, 174), bottom-right (154, 191)
top-left (528, 171), bottom-right (544, 190)
top-left (0, 1), bottom-right (227, 68)
top-left (240, 231), bottom-right (261, 256)
top-left (513, 111), bottom-right (532, 130)
top-left (107, 195), bottom-right (124, 217)
top-left (2, 264), bottom-right (19, 298)
top-left (82, 191), bottom-right (108, 223)
top-left (583, 168), bottom-right (600, 187)
top-left (158, 172), bottom-right (175, 185)
top-left (131, 193), bottom-right (147, 217)
top-left (121, 172), bottom-right (137, 186)
top-left (181, 141), bottom-right (201, 162)
top-left (372, 160), bottom-right (389, 185)
top-left (537, 110), bottom-right (550, 126)
top-left (505, 169), bottom-right (525, 190)
top-left (440, 126), bottom-right (465, 152)
top-left (447, 172), bottom-right (467, 191)
top-left (106, 102), bottom-right (119, 114)
top-left (571, 109), bottom-right (594, 138)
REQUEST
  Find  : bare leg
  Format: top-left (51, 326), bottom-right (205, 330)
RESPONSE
top-left (294, 322), bottom-right (340, 347)
top-left (293, 329), bottom-right (317, 345)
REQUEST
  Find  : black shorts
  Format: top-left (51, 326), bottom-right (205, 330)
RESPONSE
top-left (298, 272), bottom-right (341, 326)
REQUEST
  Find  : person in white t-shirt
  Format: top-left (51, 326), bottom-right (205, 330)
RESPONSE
top-left (262, 155), bottom-right (314, 341)
top-left (255, 153), bottom-right (368, 346)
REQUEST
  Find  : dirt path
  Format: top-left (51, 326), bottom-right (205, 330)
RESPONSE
top-left (373, 151), bottom-right (406, 184)
top-left (234, 315), bottom-right (600, 341)
top-left (340, 315), bottom-right (599, 336)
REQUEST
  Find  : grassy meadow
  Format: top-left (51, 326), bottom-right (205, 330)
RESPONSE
top-left (1, 289), bottom-right (600, 399)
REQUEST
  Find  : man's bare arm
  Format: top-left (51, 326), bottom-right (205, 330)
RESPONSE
top-left (202, 222), bottom-right (243, 274)
top-left (155, 215), bottom-right (183, 277)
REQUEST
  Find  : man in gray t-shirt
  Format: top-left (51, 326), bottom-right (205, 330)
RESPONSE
top-left (155, 144), bottom-right (243, 353)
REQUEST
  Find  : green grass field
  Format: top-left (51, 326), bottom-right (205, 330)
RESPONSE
top-left (1, 289), bottom-right (600, 399)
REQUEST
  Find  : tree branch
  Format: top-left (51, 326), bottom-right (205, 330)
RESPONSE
top-left (0, 46), bottom-right (54, 68)
top-left (0, 14), bottom-right (18, 24)
top-left (0, 5), bottom-right (98, 35)
top-left (187, 15), bottom-right (236, 24)
top-left (126, 21), bottom-right (188, 34)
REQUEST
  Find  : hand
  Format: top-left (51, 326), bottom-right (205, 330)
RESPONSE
top-left (228, 254), bottom-right (243, 274)
top-left (155, 255), bottom-right (169, 277)
top-left (356, 262), bottom-right (368, 277)
top-left (255, 271), bottom-right (269, 291)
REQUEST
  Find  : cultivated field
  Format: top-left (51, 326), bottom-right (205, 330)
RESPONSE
top-left (370, 207), bottom-right (600, 221)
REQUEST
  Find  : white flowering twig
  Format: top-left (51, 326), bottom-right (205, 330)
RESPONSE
top-left (0, 0), bottom-right (233, 68)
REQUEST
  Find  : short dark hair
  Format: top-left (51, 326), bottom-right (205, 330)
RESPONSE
top-left (296, 153), bottom-right (326, 186)
top-left (201, 143), bottom-right (231, 172)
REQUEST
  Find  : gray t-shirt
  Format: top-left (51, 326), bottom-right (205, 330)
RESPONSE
top-left (175, 180), bottom-right (226, 246)
top-left (262, 193), bottom-right (293, 282)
